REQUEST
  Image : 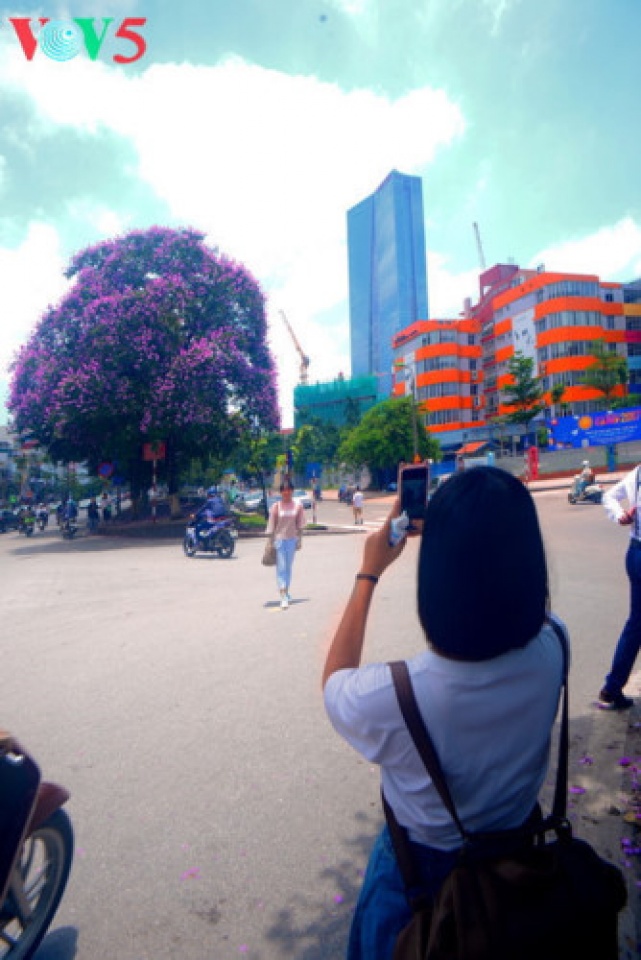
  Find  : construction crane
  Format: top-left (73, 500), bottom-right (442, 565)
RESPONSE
top-left (473, 221), bottom-right (487, 271)
top-left (279, 310), bottom-right (310, 385)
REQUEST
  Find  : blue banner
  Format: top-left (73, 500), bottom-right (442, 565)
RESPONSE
top-left (546, 406), bottom-right (641, 448)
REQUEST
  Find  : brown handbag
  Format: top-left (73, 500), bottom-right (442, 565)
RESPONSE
top-left (385, 622), bottom-right (627, 960)
top-left (261, 539), bottom-right (276, 566)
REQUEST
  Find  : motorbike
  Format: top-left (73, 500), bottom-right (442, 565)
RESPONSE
top-left (183, 516), bottom-right (237, 559)
top-left (17, 515), bottom-right (35, 538)
top-left (36, 510), bottom-right (48, 532)
top-left (0, 736), bottom-right (73, 959)
top-left (60, 519), bottom-right (78, 540)
top-left (568, 475), bottom-right (604, 505)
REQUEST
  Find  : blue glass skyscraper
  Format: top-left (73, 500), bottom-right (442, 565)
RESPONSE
top-left (347, 170), bottom-right (428, 396)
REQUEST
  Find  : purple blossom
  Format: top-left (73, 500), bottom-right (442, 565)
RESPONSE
top-left (8, 227), bottom-right (280, 481)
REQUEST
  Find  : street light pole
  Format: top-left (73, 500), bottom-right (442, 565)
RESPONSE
top-left (394, 361), bottom-right (419, 461)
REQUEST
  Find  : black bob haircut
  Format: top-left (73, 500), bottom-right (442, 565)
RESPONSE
top-left (417, 466), bottom-right (548, 661)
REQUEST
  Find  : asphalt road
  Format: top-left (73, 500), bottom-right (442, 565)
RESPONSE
top-left (0, 489), bottom-right (639, 959)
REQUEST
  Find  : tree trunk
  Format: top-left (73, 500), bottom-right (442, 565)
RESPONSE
top-left (165, 440), bottom-right (182, 518)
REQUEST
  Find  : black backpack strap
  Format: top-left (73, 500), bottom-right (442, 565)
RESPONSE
top-left (546, 617), bottom-right (569, 822)
top-left (388, 660), bottom-right (468, 839)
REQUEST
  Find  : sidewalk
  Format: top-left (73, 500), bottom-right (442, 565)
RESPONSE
top-left (563, 688), bottom-right (641, 959)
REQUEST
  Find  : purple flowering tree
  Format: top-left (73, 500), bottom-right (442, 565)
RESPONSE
top-left (9, 227), bottom-right (280, 509)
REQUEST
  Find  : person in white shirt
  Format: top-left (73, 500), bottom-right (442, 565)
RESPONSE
top-left (599, 465), bottom-right (641, 709)
top-left (322, 466), bottom-right (565, 960)
top-left (578, 459), bottom-right (595, 495)
top-left (352, 486), bottom-right (364, 525)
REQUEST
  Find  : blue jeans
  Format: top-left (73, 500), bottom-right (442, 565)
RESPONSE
top-left (275, 537), bottom-right (297, 593)
top-left (347, 827), bottom-right (458, 960)
top-left (605, 541), bottom-right (641, 694)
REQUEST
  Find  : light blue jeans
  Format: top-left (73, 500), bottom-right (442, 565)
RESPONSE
top-left (274, 537), bottom-right (297, 593)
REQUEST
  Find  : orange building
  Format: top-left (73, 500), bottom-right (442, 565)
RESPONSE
top-left (392, 317), bottom-right (482, 433)
top-left (392, 263), bottom-right (630, 444)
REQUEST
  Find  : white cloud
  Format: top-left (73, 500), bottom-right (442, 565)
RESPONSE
top-left (427, 252), bottom-right (479, 318)
top-left (0, 45), bottom-right (466, 425)
top-left (530, 217), bottom-right (641, 282)
top-left (0, 222), bottom-right (71, 416)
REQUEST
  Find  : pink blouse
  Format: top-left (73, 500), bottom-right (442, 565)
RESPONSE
top-left (266, 500), bottom-right (304, 540)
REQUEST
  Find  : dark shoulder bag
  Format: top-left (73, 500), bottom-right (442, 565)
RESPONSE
top-left (384, 621), bottom-right (627, 960)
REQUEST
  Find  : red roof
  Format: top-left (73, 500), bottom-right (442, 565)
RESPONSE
top-left (458, 441), bottom-right (487, 456)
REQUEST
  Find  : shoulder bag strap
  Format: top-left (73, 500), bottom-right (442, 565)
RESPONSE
top-left (389, 660), bottom-right (468, 839)
top-left (546, 617), bottom-right (569, 822)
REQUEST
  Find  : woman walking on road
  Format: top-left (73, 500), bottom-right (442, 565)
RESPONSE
top-left (266, 478), bottom-right (305, 610)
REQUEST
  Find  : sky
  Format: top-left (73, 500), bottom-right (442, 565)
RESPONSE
top-left (1, 0), bottom-right (640, 429)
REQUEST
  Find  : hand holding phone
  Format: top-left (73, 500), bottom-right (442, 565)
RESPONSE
top-left (399, 463), bottom-right (430, 522)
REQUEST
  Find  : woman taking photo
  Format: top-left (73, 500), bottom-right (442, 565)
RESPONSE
top-left (322, 466), bottom-right (566, 959)
top-left (266, 478), bottom-right (305, 610)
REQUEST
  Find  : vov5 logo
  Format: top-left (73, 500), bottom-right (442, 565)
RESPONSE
top-left (5, 17), bottom-right (147, 63)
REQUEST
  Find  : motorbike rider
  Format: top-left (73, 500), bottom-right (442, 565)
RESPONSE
top-left (578, 460), bottom-right (596, 496)
top-left (20, 504), bottom-right (36, 532)
top-left (195, 488), bottom-right (227, 542)
top-left (87, 497), bottom-right (100, 533)
top-left (63, 497), bottom-right (78, 526)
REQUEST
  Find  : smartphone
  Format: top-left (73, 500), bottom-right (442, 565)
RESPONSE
top-left (399, 464), bottom-right (430, 521)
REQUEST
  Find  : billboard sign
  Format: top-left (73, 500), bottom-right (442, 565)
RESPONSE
top-left (546, 406), bottom-right (641, 448)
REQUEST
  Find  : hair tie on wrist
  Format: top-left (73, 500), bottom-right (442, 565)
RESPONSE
top-left (356, 573), bottom-right (379, 585)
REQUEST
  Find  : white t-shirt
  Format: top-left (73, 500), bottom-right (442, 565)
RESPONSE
top-left (352, 491), bottom-right (364, 509)
top-left (324, 616), bottom-right (566, 850)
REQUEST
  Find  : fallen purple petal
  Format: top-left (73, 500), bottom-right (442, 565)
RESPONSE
top-left (569, 786), bottom-right (586, 795)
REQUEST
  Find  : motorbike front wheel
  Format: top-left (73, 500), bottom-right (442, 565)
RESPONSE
top-left (216, 531), bottom-right (235, 559)
top-left (0, 808), bottom-right (74, 960)
top-left (183, 534), bottom-right (198, 558)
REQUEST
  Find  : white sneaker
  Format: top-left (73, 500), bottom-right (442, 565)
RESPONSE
top-left (281, 596), bottom-right (289, 610)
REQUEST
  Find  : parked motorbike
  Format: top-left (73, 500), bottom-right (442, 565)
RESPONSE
top-left (183, 516), bottom-right (237, 559)
top-left (60, 519), bottom-right (78, 540)
top-left (568, 475), bottom-right (604, 505)
top-left (0, 735), bottom-right (73, 958)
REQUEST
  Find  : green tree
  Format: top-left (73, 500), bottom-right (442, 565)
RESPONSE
top-left (582, 339), bottom-right (628, 407)
top-left (502, 353), bottom-right (545, 440)
top-left (338, 397), bottom-right (440, 486)
top-left (291, 419), bottom-right (342, 474)
top-left (549, 383), bottom-right (565, 417)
